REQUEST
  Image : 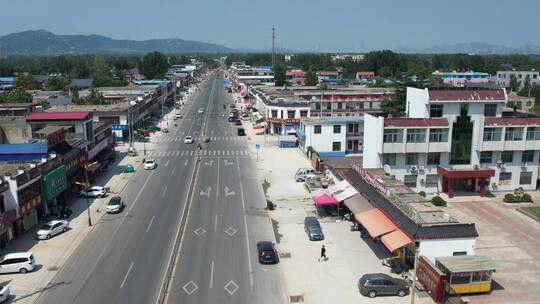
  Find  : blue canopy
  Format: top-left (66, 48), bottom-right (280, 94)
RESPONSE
top-left (0, 144), bottom-right (48, 161)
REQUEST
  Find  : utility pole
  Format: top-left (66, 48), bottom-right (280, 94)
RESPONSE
top-left (272, 26), bottom-right (276, 69)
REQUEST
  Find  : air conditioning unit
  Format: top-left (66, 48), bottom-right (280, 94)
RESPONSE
top-left (418, 166), bottom-right (425, 173)
top-left (521, 162), bottom-right (527, 168)
top-left (420, 178), bottom-right (425, 185)
top-left (474, 164), bottom-right (480, 170)
top-left (496, 159), bottom-right (503, 165)
top-left (409, 165), bottom-right (418, 173)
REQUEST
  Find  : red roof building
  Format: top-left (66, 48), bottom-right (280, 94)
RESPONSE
top-left (428, 89), bottom-right (506, 102)
top-left (26, 112), bottom-right (92, 121)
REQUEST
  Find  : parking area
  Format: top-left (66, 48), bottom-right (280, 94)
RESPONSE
top-left (444, 198), bottom-right (540, 304)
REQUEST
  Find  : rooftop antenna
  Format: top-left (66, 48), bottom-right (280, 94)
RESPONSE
top-left (272, 25), bottom-right (276, 69)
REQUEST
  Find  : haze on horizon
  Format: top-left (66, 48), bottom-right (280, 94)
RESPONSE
top-left (1, 0), bottom-right (538, 52)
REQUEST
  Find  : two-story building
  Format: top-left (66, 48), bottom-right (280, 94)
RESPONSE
top-left (432, 71), bottom-right (490, 87)
top-left (364, 87), bottom-right (540, 197)
top-left (300, 117), bottom-right (364, 156)
top-left (26, 112), bottom-right (94, 150)
top-left (496, 70), bottom-right (539, 90)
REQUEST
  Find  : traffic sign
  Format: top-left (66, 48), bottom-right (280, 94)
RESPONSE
top-left (255, 144), bottom-right (260, 150)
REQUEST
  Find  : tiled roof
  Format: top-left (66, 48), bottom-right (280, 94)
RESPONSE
top-left (343, 169), bottom-right (479, 240)
top-left (428, 89), bottom-right (506, 101)
top-left (357, 71), bottom-right (375, 77)
top-left (485, 117), bottom-right (540, 126)
top-left (384, 118), bottom-right (449, 127)
top-left (26, 111), bottom-right (91, 121)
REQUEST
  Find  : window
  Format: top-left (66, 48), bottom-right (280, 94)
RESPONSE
top-left (480, 151), bottom-right (492, 164)
top-left (526, 127), bottom-right (540, 140)
top-left (450, 273), bottom-right (472, 285)
top-left (383, 129), bottom-right (403, 143)
top-left (406, 153), bottom-right (419, 165)
top-left (271, 110), bottom-right (278, 118)
top-left (404, 175), bottom-right (418, 188)
top-left (383, 154), bottom-right (396, 166)
top-left (314, 125), bottom-right (321, 134)
top-left (430, 104), bottom-right (444, 117)
top-left (484, 104), bottom-right (497, 117)
top-left (429, 128), bottom-right (449, 142)
top-left (520, 171), bottom-right (532, 185)
top-left (427, 153), bottom-right (440, 165)
top-left (406, 129), bottom-right (426, 143)
top-left (472, 271), bottom-right (492, 282)
top-left (300, 110), bottom-right (308, 117)
top-left (501, 151), bottom-right (513, 163)
top-left (453, 251), bottom-right (467, 256)
top-left (426, 174), bottom-right (439, 188)
top-left (505, 127), bottom-right (524, 141)
top-left (483, 128), bottom-right (502, 141)
top-left (287, 110), bottom-right (295, 119)
top-left (333, 125), bottom-right (341, 134)
top-left (499, 172), bottom-right (512, 185)
top-left (522, 150), bottom-right (535, 163)
top-left (332, 141), bottom-right (341, 151)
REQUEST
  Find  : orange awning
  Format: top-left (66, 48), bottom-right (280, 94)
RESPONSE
top-left (355, 208), bottom-right (397, 238)
top-left (381, 229), bottom-right (413, 252)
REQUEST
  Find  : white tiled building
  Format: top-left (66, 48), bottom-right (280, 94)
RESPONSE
top-left (364, 87), bottom-right (540, 197)
top-left (495, 70), bottom-right (539, 90)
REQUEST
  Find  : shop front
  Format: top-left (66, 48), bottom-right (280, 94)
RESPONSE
top-left (41, 164), bottom-right (68, 215)
top-left (437, 166), bottom-right (495, 198)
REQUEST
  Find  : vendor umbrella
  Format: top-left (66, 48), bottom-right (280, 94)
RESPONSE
top-left (312, 194), bottom-right (338, 205)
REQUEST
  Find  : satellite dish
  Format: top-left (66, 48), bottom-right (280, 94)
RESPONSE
top-left (383, 164), bottom-right (392, 175)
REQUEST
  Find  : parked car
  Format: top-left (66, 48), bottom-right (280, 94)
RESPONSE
top-left (107, 196), bottom-right (125, 214)
top-left (228, 116), bottom-right (235, 122)
top-left (0, 252), bottom-right (35, 274)
top-left (183, 136), bottom-right (194, 144)
top-left (0, 284), bottom-right (9, 302)
top-left (174, 113), bottom-right (182, 119)
top-left (198, 108), bottom-right (204, 114)
top-left (358, 273), bottom-right (410, 298)
top-left (237, 128), bottom-right (246, 136)
top-left (256, 241), bottom-right (279, 264)
top-left (295, 168), bottom-right (317, 182)
top-left (144, 159), bottom-right (157, 170)
top-left (234, 120), bottom-right (242, 126)
top-left (79, 186), bottom-right (107, 198)
top-left (304, 217), bottom-right (324, 241)
top-left (36, 220), bottom-right (69, 240)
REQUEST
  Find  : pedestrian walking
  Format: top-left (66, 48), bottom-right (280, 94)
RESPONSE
top-left (319, 245), bottom-right (327, 262)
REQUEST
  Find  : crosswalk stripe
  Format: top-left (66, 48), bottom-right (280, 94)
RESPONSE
top-left (244, 150), bottom-right (249, 155)
top-left (175, 151), bottom-right (180, 156)
top-left (181, 150), bottom-right (185, 156)
top-left (190, 151), bottom-right (194, 156)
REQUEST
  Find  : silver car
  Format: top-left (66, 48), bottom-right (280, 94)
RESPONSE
top-left (36, 220), bottom-right (69, 240)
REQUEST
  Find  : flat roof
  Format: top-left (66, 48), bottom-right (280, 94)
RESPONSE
top-left (428, 89), bottom-right (506, 102)
top-left (27, 112), bottom-right (91, 121)
top-left (301, 116), bottom-right (363, 125)
top-left (436, 255), bottom-right (496, 273)
top-left (35, 126), bottom-right (65, 135)
top-left (384, 118), bottom-right (449, 128)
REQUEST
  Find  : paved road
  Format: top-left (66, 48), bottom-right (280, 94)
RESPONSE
top-left (35, 73), bottom-right (286, 304)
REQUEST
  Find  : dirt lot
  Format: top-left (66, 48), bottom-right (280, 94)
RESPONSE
top-left (444, 197), bottom-right (540, 304)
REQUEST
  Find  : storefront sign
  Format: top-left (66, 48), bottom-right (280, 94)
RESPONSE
top-left (41, 165), bottom-right (67, 202)
top-left (265, 118), bottom-right (300, 124)
top-left (417, 255), bottom-right (447, 303)
top-left (87, 136), bottom-right (112, 160)
top-left (352, 162), bottom-right (390, 196)
top-left (112, 124), bottom-right (128, 131)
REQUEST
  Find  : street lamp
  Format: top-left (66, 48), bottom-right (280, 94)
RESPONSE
top-left (410, 241), bottom-right (420, 304)
top-left (77, 161), bottom-right (99, 227)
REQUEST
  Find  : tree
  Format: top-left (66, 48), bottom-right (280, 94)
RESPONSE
top-left (304, 69), bottom-right (318, 86)
top-left (519, 78), bottom-right (532, 96)
top-left (44, 76), bottom-right (69, 91)
top-left (0, 88), bottom-right (33, 103)
top-left (509, 74), bottom-right (520, 92)
top-left (273, 62), bottom-right (287, 86)
top-left (15, 74), bottom-right (38, 90)
top-left (139, 52), bottom-right (168, 79)
top-left (74, 88), bottom-right (105, 105)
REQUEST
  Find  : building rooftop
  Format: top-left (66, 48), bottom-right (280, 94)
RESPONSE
top-left (26, 111), bottom-right (91, 121)
top-left (485, 116), bottom-right (540, 126)
top-left (436, 255), bottom-right (496, 273)
top-left (35, 126), bottom-right (65, 136)
top-left (428, 88), bottom-right (506, 102)
top-left (68, 78), bottom-right (93, 88)
top-left (384, 118), bottom-right (449, 128)
top-left (301, 116), bottom-right (364, 125)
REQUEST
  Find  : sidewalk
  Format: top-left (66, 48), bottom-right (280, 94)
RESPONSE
top-left (240, 111), bottom-right (432, 303)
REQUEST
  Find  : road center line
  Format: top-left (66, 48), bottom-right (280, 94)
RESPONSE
top-left (238, 161), bottom-right (254, 291)
top-left (146, 216), bottom-right (155, 233)
top-left (216, 156), bottom-right (220, 197)
top-left (161, 185), bottom-right (168, 198)
top-left (171, 167), bottom-right (176, 176)
top-left (214, 214), bottom-right (218, 232)
top-left (210, 260), bottom-right (215, 289)
top-left (164, 159), bottom-right (169, 167)
top-left (120, 261), bottom-right (134, 289)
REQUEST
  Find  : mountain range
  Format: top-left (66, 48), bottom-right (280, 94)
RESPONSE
top-left (395, 42), bottom-right (540, 55)
top-left (0, 30), bottom-right (234, 56)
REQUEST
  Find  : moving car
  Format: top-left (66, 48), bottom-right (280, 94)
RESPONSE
top-left (144, 159), bottom-right (157, 170)
top-left (0, 284), bottom-right (9, 302)
top-left (174, 113), bottom-right (183, 119)
top-left (79, 186), bottom-right (107, 198)
top-left (198, 108), bottom-right (204, 114)
top-left (256, 241), bottom-right (279, 264)
top-left (304, 217), bottom-right (324, 241)
top-left (0, 252), bottom-right (35, 274)
top-left (107, 196), bottom-right (125, 214)
top-left (183, 136), bottom-right (194, 144)
top-left (358, 273), bottom-right (410, 298)
top-left (36, 220), bottom-right (69, 240)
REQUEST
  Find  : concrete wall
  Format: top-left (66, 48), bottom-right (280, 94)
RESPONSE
top-left (362, 114), bottom-right (384, 168)
top-left (406, 87), bottom-right (429, 118)
top-left (0, 117), bottom-right (32, 144)
top-left (303, 123), bottom-right (346, 155)
top-left (419, 238), bottom-right (476, 264)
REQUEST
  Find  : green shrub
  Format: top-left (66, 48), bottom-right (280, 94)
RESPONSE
top-left (431, 196), bottom-right (447, 207)
top-left (504, 190), bottom-right (533, 203)
top-left (522, 193), bottom-right (533, 202)
top-left (504, 193), bottom-right (517, 203)
top-left (418, 191), bottom-right (426, 197)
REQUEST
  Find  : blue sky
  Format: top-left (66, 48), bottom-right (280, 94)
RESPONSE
top-left (1, 0), bottom-right (539, 52)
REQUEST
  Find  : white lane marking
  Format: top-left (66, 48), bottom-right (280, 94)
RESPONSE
top-left (209, 260), bottom-right (215, 289)
top-left (216, 156), bottom-right (220, 197)
top-left (184, 159), bottom-right (189, 166)
top-left (165, 159), bottom-right (169, 167)
top-left (214, 214), bottom-right (218, 232)
top-left (238, 157), bottom-right (254, 290)
top-left (161, 185), bottom-right (168, 198)
top-left (146, 216), bottom-right (155, 233)
top-left (171, 167), bottom-right (176, 176)
top-left (120, 261), bottom-right (134, 289)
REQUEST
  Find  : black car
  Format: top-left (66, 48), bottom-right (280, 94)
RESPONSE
top-left (237, 128), bottom-right (246, 136)
top-left (256, 241), bottom-right (279, 264)
top-left (228, 116), bottom-right (235, 122)
top-left (358, 273), bottom-right (409, 298)
top-left (304, 216), bottom-right (324, 241)
top-left (234, 120), bottom-right (242, 126)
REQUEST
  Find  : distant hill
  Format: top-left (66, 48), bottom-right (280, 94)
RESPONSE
top-left (396, 42), bottom-right (540, 55)
top-left (0, 30), bottom-right (234, 56)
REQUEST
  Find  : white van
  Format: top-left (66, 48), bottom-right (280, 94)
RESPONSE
top-left (295, 168), bottom-right (317, 182)
top-left (0, 252), bottom-right (35, 274)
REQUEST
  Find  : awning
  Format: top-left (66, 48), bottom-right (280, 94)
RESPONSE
top-left (344, 194), bottom-right (373, 215)
top-left (312, 194), bottom-right (339, 205)
top-left (355, 208), bottom-right (397, 238)
top-left (381, 229), bottom-right (412, 252)
top-left (86, 162), bottom-right (101, 173)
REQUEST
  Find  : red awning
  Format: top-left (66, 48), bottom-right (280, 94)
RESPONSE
top-left (381, 229), bottom-right (412, 252)
top-left (355, 208), bottom-right (397, 238)
top-left (312, 194), bottom-right (339, 205)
